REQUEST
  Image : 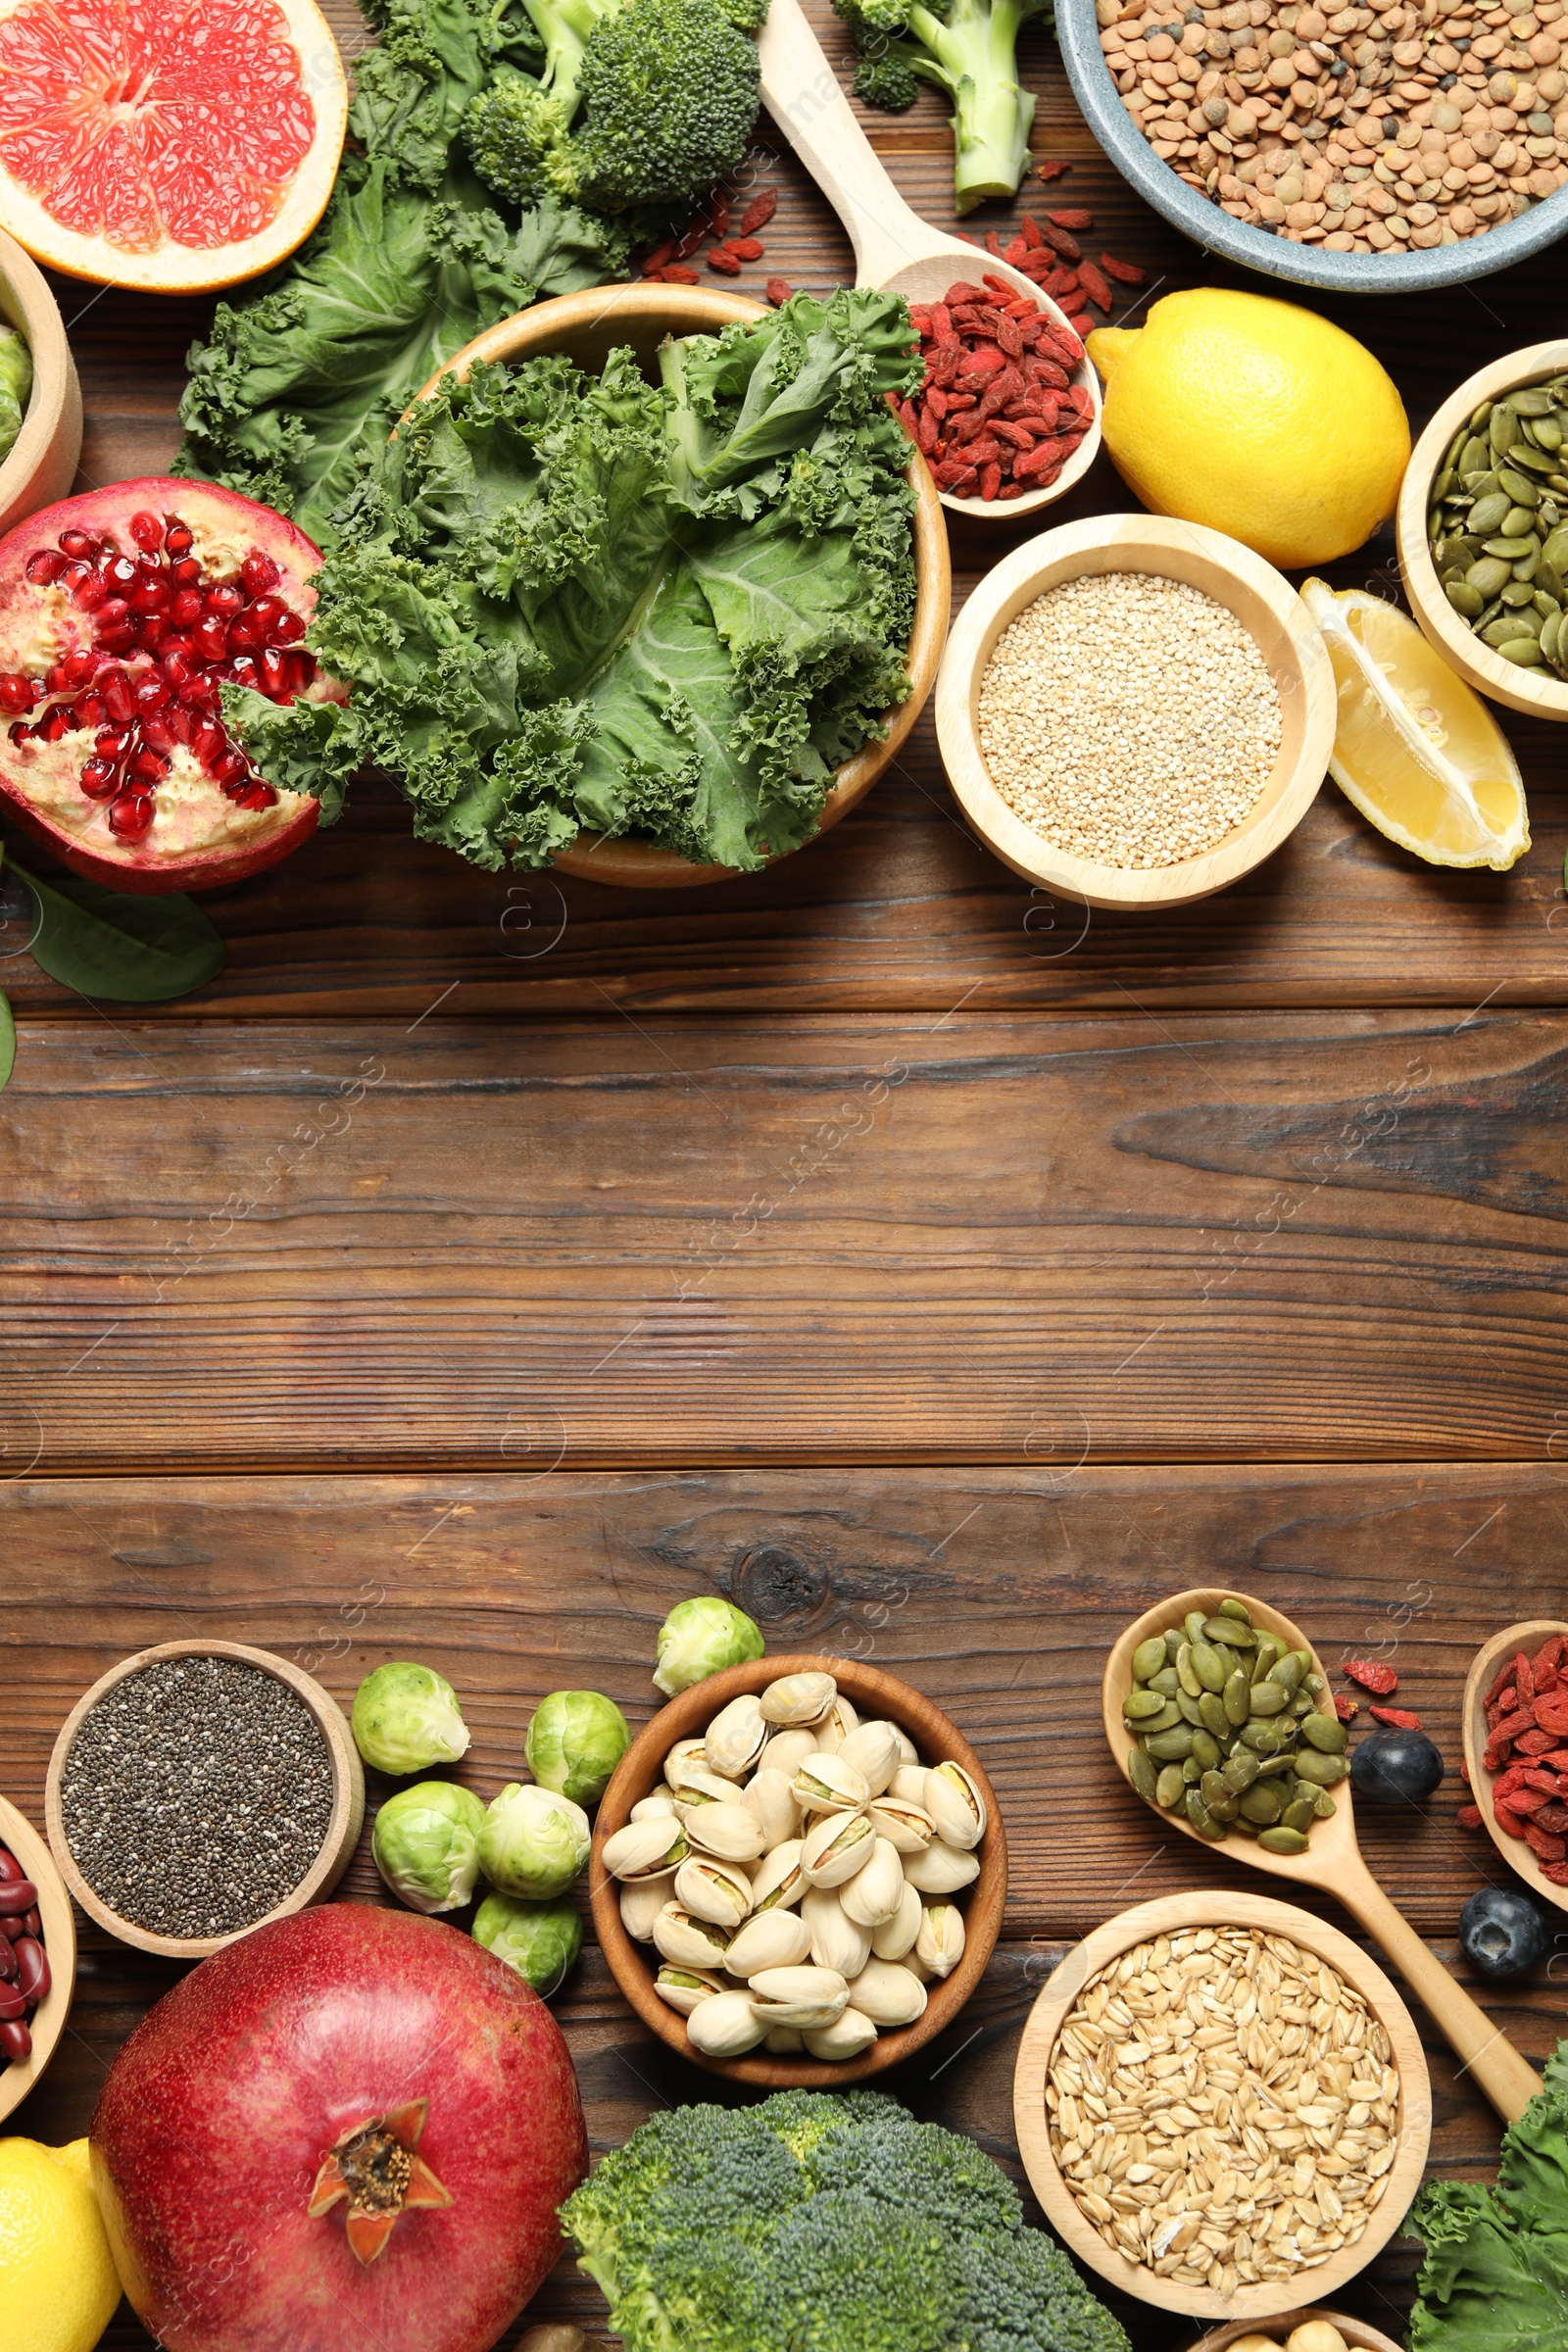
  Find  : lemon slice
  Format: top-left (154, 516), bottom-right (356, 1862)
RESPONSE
top-left (1299, 580), bottom-right (1530, 870)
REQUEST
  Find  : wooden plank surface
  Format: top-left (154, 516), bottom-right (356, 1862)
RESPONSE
top-left (7, 1466), bottom-right (1565, 2348)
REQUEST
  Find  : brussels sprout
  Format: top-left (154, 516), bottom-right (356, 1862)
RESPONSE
top-left (478, 1782), bottom-right (591, 1898)
top-left (525, 1689), bottom-right (631, 1806)
top-left (653, 1596), bottom-right (764, 1697)
top-left (352, 1661), bottom-right (470, 1774)
top-left (472, 1889), bottom-right (583, 1993)
top-left (0, 327), bottom-right (31, 467)
top-left (371, 1780), bottom-right (486, 1913)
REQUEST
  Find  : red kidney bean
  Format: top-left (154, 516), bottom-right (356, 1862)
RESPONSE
top-left (0, 1917), bottom-right (23, 1942)
top-left (0, 2019), bottom-right (32, 2062)
top-left (0, 1881), bottom-right (37, 1914)
top-left (14, 1938), bottom-right (47, 2003)
top-left (0, 1987), bottom-right (27, 2022)
top-left (0, 1849), bottom-right (22, 1885)
top-left (0, 1939), bottom-right (16, 1982)
top-left (22, 1908), bottom-right (40, 1939)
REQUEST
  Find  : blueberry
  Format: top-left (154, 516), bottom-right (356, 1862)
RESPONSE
top-left (1348, 1729), bottom-right (1446, 1803)
top-left (1459, 1886), bottom-right (1554, 1978)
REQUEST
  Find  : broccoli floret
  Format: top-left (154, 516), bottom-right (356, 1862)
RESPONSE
top-left (560, 2089), bottom-right (1132, 2352)
top-left (465, 0), bottom-right (763, 214)
top-left (834, 0), bottom-right (1052, 212)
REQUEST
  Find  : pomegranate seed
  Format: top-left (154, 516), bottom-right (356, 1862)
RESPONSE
top-left (140, 713), bottom-right (177, 755)
top-left (285, 650), bottom-right (317, 691)
top-left (75, 693), bottom-right (106, 730)
top-left (270, 608), bottom-right (307, 646)
top-left (63, 651), bottom-right (98, 688)
top-left (135, 615), bottom-right (167, 649)
top-left (130, 745), bottom-right (170, 783)
top-left (179, 674), bottom-right (220, 712)
top-left (167, 707), bottom-right (194, 746)
top-left (170, 589), bottom-right (204, 628)
top-left (237, 782), bottom-right (277, 808)
top-left (95, 728), bottom-right (133, 760)
top-left (160, 631), bottom-right (194, 661)
top-left (193, 616), bottom-right (227, 662)
top-left (0, 673), bottom-right (34, 712)
top-left (248, 595), bottom-right (285, 636)
top-left (130, 576), bottom-right (171, 613)
top-left (192, 719), bottom-right (226, 763)
top-left (95, 596), bottom-right (131, 630)
top-left (105, 555), bottom-right (138, 591)
top-left (109, 792), bottom-right (156, 839)
top-left (258, 649), bottom-right (290, 698)
top-left (241, 552), bottom-right (280, 597)
top-left (164, 521), bottom-right (194, 556)
top-left (70, 567), bottom-right (108, 611)
top-left (205, 584), bottom-right (244, 618)
top-left (100, 669), bottom-right (134, 725)
top-left (212, 749), bottom-right (248, 784)
top-left (96, 626), bottom-right (136, 655)
top-left (79, 756), bottom-right (122, 800)
top-left (24, 550), bottom-right (65, 586)
top-left (8, 720), bottom-right (32, 745)
top-left (128, 511), bottom-right (164, 552)
top-left (229, 654), bottom-right (261, 690)
top-left (45, 662), bottom-right (70, 695)
top-left (226, 612), bottom-right (261, 652)
top-left (134, 675), bottom-right (170, 711)
top-left (58, 527), bottom-right (94, 559)
top-left (38, 708), bottom-right (73, 742)
top-left (172, 556), bottom-right (202, 585)
top-left (162, 652), bottom-right (195, 691)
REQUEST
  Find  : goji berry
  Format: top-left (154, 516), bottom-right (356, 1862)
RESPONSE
top-left (978, 461), bottom-right (1004, 500)
top-left (1343, 1659), bottom-right (1398, 1696)
top-left (1039, 221), bottom-right (1082, 260)
top-left (730, 237), bottom-right (765, 262)
top-left (1526, 1823), bottom-right (1567, 1860)
top-left (1004, 234), bottom-right (1029, 267)
top-left (1517, 1650), bottom-right (1538, 1703)
top-left (662, 265), bottom-right (701, 284)
top-left (1369, 1704), bottom-right (1423, 1730)
top-left (1100, 252), bottom-right (1148, 285)
top-left (1050, 208), bottom-right (1094, 229)
top-left (1333, 1690), bottom-right (1359, 1723)
top-left (740, 189), bottom-right (777, 233)
top-left (1485, 1653), bottom-right (1519, 1707)
top-left (706, 247), bottom-right (742, 274)
top-left (1542, 1859), bottom-right (1568, 1884)
top-left (1066, 313), bottom-right (1095, 337)
top-left (1457, 1802), bottom-right (1483, 1828)
top-left (1537, 1692), bottom-right (1568, 1736)
top-left (672, 220), bottom-right (709, 259)
top-left (1037, 159), bottom-right (1071, 180)
top-left (1516, 1728), bottom-right (1555, 1754)
top-left (708, 194), bottom-right (730, 237)
top-left (640, 241), bottom-right (675, 275)
top-left (764, 276), bottom-right (794, 307)
top-left (1078, 260), bottom-right (1114, 310)
top-left (1495, 1802), bottom-right (1527, 1838)
top-left (1018, 215), bottom-right (1044, 248)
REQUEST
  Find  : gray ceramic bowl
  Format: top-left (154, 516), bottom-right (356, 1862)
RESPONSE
top-left (1056, 0), bottom-right (1568, 291)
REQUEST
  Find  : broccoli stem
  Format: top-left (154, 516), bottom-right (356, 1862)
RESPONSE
top-left (904, 0), bottom-right (1035, 211)
top-left (518, 0), bottom-right (605, 112)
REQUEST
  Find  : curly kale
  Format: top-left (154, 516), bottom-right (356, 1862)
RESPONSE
top-left (561, 2088), bottom-right (1132, 2352)
top-left (833, 0), bottom-right (1054, 211)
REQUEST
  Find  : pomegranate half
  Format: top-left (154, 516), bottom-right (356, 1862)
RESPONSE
top-left (90, 1905), bottom-right (589, 2352)
top-left (0, 477), bottom-right (340, 894)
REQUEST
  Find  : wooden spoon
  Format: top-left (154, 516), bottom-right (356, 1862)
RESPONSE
top-left (1462, 1618), bottom-right (1568, 1918)
top-left (755, 0), bottom-right (1102, 518)
top-left (1103, 1586), bottom-right (1543, 2123)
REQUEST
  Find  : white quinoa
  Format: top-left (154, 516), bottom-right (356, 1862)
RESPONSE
top-left (976, 570), bottom-right (1283, 869)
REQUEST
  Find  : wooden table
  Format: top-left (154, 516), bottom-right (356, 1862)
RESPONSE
top-left (4, 5), bottom-right (1566, 2345)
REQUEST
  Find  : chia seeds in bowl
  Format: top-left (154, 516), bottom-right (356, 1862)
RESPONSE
top-left (61, 1655), bottom-right (335, 1940)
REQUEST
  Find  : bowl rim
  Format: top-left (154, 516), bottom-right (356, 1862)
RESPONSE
top-left (0, 222), bottom-right (82, 541)
top-left (1055, 0), bottom-right (1568, 294)
top-left (1184, 2307), bottom-right (1405, 2352)
top-left (933, 514), bottom-right (1336, 909)
top-left (406, 280), bottom-right (952, 890)
top-left (1461, 1617), bottom-right (1568, 1915)
top-left (0, 1788), bottom-right (76, 2126)
top-left (590, 1650), bottom-right (1006, 2085)
top-left (1012, 1886), bottom-right (1433, 2321)
top-left (44, 1638), bottom-right (366, 1959)
top-left (1395, 339), bottom-right (1568, 719)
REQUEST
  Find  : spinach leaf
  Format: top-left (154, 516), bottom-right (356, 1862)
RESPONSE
top-left (7, 855), bottom-right (226, 1003)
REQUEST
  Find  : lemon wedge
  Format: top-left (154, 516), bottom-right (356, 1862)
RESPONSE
top-left (1299, 580), bottom-right (1530, 870)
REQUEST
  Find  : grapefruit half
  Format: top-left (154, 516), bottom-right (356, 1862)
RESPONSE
top-left (0, 0), bottom-right (348, 292)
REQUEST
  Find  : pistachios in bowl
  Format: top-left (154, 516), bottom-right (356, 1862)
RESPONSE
top-left (590, 1652), bottom-right (1005, 2084)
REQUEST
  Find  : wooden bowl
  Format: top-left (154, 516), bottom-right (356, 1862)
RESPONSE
top-left (934, 515), bottom-right (1336, 911)
top-left (590, 1651), bottom-right (1005, 2085)
top-left (1013, 1888), bottom-right (1432, 2325)
top-left (0, 224), bottom-right (81, 541)
top-left (45, 1640), bottom-right (365, 1960)
top-left (1184, 2310), bottom-right (1404, 2352)
top-left (410, 282), bottom-right (952, 889)
top-left (1396, 341), bottom-right (1568, 722)
top-left (1462, 1617), bottom-right (1568, 1916)
top-left (0, 1789), bottom-right (75, 2126)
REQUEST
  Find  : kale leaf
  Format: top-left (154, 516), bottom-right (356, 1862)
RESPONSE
top-left (1407, 2038), bottom-right (1568, 2352)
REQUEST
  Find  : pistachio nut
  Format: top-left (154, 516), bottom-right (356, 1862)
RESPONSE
top-left (870, 1880), bottom-right (922, 1962)
top-left (888, 1763), bottom-right (931, 1805)
top-left (683, 1799), bottom-right (768, 1863)
top-left (725, 1906), bottom-right (813, 1977)
top-left (652, 1901), bottom-right (733, 1971)
top-left (845, 1957), bottom-right (928, 2027)
top-left (924, 1760), bottom-right (987, 1851)
top-left (837, 1836), bottom-right (906, 1928)
top-left (654, 1964), bottom-right (727, 2017)
top-left (902, 1838), bottom-right (980, 1894)
top-left (809, 1693), bottom-right (860, 1754)
top-left (750, 1838), bottom-right (807, 1912)
top-left (914, 1899), bottom-right (965, 1979)
top-left (672, 1765), bottom-right (744, 1814)
top-left (602, 1816), bottom-right (690, 1883)
top-left (749, 1964), bottom-right (851, 2029)
top-left (673, 1853), bottom-right (755, 1929)
top-left (662, 1735), bottom-right (711, 1793)
top-left (630, 1787), bottom-right (679, 1821)
top-left (759, 1670), bottom-right (837, 1727)
top-left (801, 1808), bottom-right (876, 1888)
top-left (836, 1720), bottom-right (903, 1797)
top-left (756, 1727), bottom-right (821, 1781)
top-left (618, 1878), bottom-right (666, 1942)
top-left (802, 2009), bottom-right (878, 2060)
top-left (685, 1987), bottom-right (766, 2057)
top-left (866, 1793), bottom-right (936, 1854)
top-left (741, 1765), bottom-right (800, 1849)
top-left (792, 1751), bottom-right (871, 1815)
top-left (705, 1692), bottom-right (768, 1781)
top-left (802, 1884), bottom-right (873, 1979)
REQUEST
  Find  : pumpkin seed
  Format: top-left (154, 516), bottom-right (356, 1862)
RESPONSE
top-left (1176, 1690), bottom-right (1205, 1727)
top-left (1149, 1665), bottom-right (1180, 1696)
top-left (1191, 1641), bottom-right (1227, 1693)
top-left (1293, 1748), bottom-right (1348, 1787)
top-left (1191, 1729), bottom-right (1222, 1771)
top-left (1153, 1763), bottom-right (1184, 1808)
top-left (1221, 1749), bottom-right (1260, 1792)
top-left (1491, 402), bottom-right (1520, 457)
top-left (1222, 1667), bottom-right (1251, 1725)
top-left (1185, 1790), bottom-right (1226, 1840)
top-left (1536, 560), bottom-right (1564, 600)
top-left (1132, 1637), bottom-right (1168, 1682)
top-left (1199, 1690), bottom-right (1230, 1740)
top-left (1501, 638), bottom-right (1544, 665)
top-left (1203, 1615), bottom-right (1254, 1645)
top-left (1500, 579), bottom-right (1541, 611)
top-left (1127, 1745), bottom-right (1158, 1801)
top-left (1282, 1797), bottom-right (1318, 1832)
top-left (1467, 557), bottom-right (1513, 599)
top-left (1469, 492), bottom-right (1511, 535)
top-left (1216, 1597), bottom-right (1252, 1623)
top-left (1146, 1726), bottom-right (1195, 1761)
top-left (1313, 1788), bottom-right (1338, 1818)
top-left (1248, 1679), bottom-right (1290, 1715)
top-left (1497, 465), bottom-right (1541, 504)
top-left (1301, 1712), bottom-right (1348, 1753)
top-left (1241, 1719), bottom-right (1284, 1753)
top-left (1176, 1642), bottom-right (1202, 1697)
top-left (1239, 1781), bottom-right (1284, 1824)
top-left (1258, 1825), bottom-right (1309, 1854)
top-left (1446, 582), bottom-right (1484, 618)
top-left (1123, 1688), bottom-right (1169, 1720)
top-left (1544, 611), bottom-right (1563, 662)
top-left (1460, 433), bottom-right (1491, 471)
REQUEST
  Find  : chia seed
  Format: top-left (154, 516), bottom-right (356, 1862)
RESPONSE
top-left (62, 1656), bottom-right (334, 1938)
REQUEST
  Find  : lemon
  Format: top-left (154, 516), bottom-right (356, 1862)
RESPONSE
top-left (0, 2137), bottom-right (122, 2352)
top-left (1300, 580), bottom-right (1530, 869)
top-left (1087, 289), bottom-right (1410, 569)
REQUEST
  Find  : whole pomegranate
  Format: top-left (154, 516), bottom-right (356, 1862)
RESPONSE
top-left (0, 478), bottom-right (340, 894)
top-left (90, 1906), bottom-right (588, 2352)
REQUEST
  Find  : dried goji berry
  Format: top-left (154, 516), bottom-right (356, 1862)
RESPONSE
top-left (1333, 1690), bottom-right (1359, 1723)
top-left (1078, 261), bottom-right (1113, 310)
top-left (640, 241), bottom-right (675, 274)
top-left (1495, 1802), bottom-right (1528, 1838)
top-left (1039, 221), bottom-right (1082, 260)
top-left (1050, 208), bottom-right (1094, 229)
top-left (1457, 1802), bottom-right (1483, 1828)
top-left (708, 194), bottom-right (730, 237)
top-left (1526, 1823), bottom-right (1567, 1860)
top-left (1537, 1692), bottom-right (1568, 1736)
top-left (729, 237), bottom-right (765, 262)
top-left (1369, 1704), bottom-right (1423, 1730)
top-left (983, 230), bottom-right (1004, 256)
top-left (1066, 313), bottom-right (1095, 337)
top-left (672, 220), bottom-right (709, 260)
top-left (1004, 234), bottom-right (1029, 267)
top-left (1343, 1659), bottom-right (1398, 1696)
top-left (1018, 215), bottom-right (1044, 247)
top-left (706, 246), bottom-right (742, 274)
top-left (1542, 1859), bottom-right (1568, 1884)
top-left (740, 189), bottom-right (777, 233)
top-left (1516, 1728), bottom-right (1555, 1754)
top-left (662, 265), bottom-right (701, 284)
top-left (1100, 252), bottom-right (1149, 285)
top-left (1037, 159), bottom-right (1071, 180)
top-left (1517, 1650), bottom-right (1538, 1703)
top-left (1485, 1653), bottom-right (1519, 1707)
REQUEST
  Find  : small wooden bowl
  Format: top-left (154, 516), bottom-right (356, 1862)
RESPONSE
top-left (934, 515), bottom-right (1336, 911)
top-left (590, 1651), bottom-right (1005, 2085)
top-left (0, 1789), bottom-right (75, 2125)
top-left (45, 1641), bottom-right (365, 1960)
top-left (0, 224), bottom-right (81, 541)
top-left (1396, 341), bottom-right (1568, 722)
top-left (1185, 2310), bottom-right (1404, 2352)
top-left (1462, 1618), bottom-right (1568, 1917)
top-left (1013, 1888), bottom-right (1432, 2325)
top-left (411, 282), bottom-right (952, 889)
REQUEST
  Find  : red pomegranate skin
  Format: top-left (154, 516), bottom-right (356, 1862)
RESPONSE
top-left (90, 1905), bottom-right (588, 2352)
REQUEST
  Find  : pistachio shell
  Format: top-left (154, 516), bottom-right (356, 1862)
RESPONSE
top-left (764, 2024), bottom-right (805, 2052)
top-left (725, 1906), bottom-right (814, 1976)
top-left (792, 1752), bottom-right (871, 1814)
top-left (924, 1760), bottom-right (986, 1850)
top-left (838, 1836), bottom-right (906, 1927)
top-left (662, 1735), bottom-right (711, 1793)
top-left (619, 1878), bottom-right (667, 1941)
top-left (803, 2009), bottom-right (878, 2060)
top-left (672, 1765), bottom-right (744, 1814)
top-left (630, 1788), bottom-right (678, 1821)
top-left (809, 1694), bottom-right (860, 1754)
top-left (759, 1670), bottom-right (837, 1727)
top-left (673, 1853), bottom-right (755, 1928)
top-left (654, 1965), bottom-right (726, 2016)
top-left (705, 1692), bottom-right (769, 1780)
top-left (890, 1723), bottom-right (920, 1769)
top-left (888, 1763), bottom-right (931, 1805)
top-left (836, 1720), bottom-right (903, 1797)
top-left (914, 1899), bottom-right (965, 1979)
top-left (802, 1885), bottom-right (873, 1978)
top-left (652, 1901), bottom-right (733, 1970)
top-left (749, 1964), bottom-right (851, 2028)
top-left (683, 1799), bottom-right (768, 1863)
top-left (750, 1838), bottom-right (807, 1912)
top-left (741, 1766), bottom-right (800, 1849)
top-left (870, 1881), bottom-right (923, 1961)
top-left (845, 1957), bottom-right (928, 2026)
top-left (867, 1793), bottom-right (936, 1853)
top-left (902, 1839), bottom-right (980, 1894)
top-left (757, 1727), bottom-right (821, 1781)
top-left (801, 1808), bottom-right (876, 1887)
top-left (685, 1987), bottom-right (766, 2056)
top-left (602, 1817), bottom-right (689, 1882)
